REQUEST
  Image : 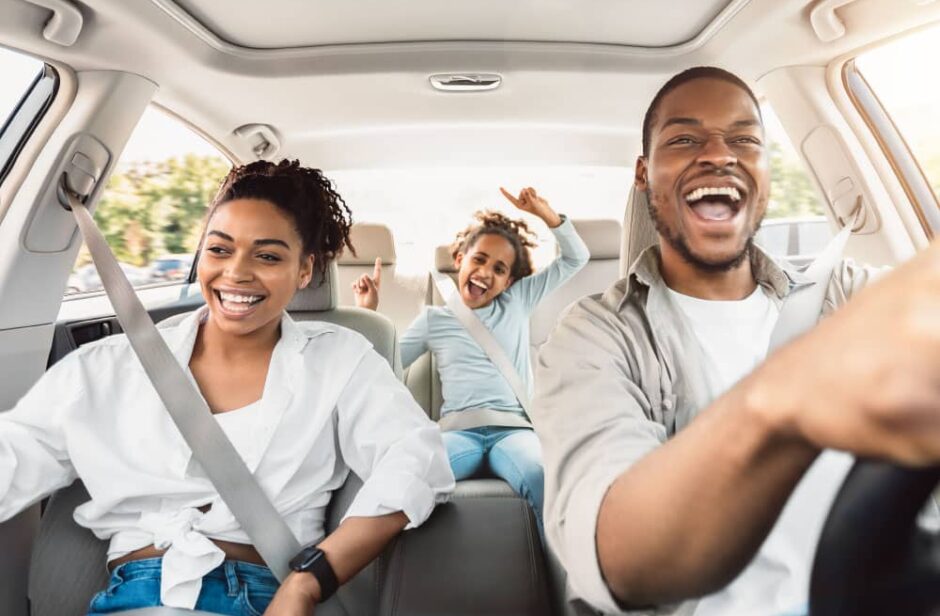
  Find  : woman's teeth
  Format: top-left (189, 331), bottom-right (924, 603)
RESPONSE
top-left (217, 291), bottom-right (264, 312)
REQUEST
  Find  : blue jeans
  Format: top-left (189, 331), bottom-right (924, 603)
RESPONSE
top-left (443, 426), bottom-right (544, 534)
top-left (87, 558), bottom-right (278, 616)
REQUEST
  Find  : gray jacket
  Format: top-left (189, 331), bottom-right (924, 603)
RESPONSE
top-left (531, 244), bottom-right (879, 615)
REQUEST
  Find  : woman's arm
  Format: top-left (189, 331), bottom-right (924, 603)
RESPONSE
top-left (264, 513), bottom-right (408, 614)
top-left (0, 353), bottom-right (81, 522)
top-left (266, 346), bottom-right (452, 614)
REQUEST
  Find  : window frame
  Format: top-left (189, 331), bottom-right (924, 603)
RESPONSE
top-left (61, 104), bottom-right (232, 300)
top-left (842, 58), bottom-right (940, 238)
top-left (0, 63), bottom-right (59, 186)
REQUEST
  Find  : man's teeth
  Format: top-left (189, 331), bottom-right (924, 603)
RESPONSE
top-left (219, 291), bottom-right (262, 304)
top-left (470, 279), bottom-right (489, 290)
top-left (684, 186), bottom-right (741, 203)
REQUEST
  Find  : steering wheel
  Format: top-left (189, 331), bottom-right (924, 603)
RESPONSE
top-left (809, 459), bottom-right (940, 615)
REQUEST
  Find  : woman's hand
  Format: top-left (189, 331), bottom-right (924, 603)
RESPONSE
top-left (500, 186), bottom-right (562, 228)
top-left (351, 258), bottom-right (381, 310)
top-left (263, 571), bottom-right (320, 615)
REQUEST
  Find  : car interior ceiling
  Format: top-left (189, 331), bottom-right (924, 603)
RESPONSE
top-left (1, 0), bottom-right (940, 615)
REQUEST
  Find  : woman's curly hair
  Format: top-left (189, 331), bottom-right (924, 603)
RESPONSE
top-left (451, 210), bottom-right (538, 280)
top-left (206, 159), bottom-right (354, 278)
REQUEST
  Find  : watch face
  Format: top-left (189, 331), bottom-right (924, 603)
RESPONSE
top-left (290, 546), bottom-right (322, 571)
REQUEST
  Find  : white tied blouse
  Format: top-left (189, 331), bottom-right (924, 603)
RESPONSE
top-left (0, 309), bottom-right (455, 608)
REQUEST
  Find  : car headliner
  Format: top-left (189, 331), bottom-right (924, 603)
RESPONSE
top-left (0, 0), bottom-right (938, 170)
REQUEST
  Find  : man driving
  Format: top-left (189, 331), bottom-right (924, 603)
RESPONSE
top-left (533, 66), bottom-right (940, 614)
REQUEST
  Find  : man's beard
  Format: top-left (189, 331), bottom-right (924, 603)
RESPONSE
top-left (646, 189), bottom-right (761, 274)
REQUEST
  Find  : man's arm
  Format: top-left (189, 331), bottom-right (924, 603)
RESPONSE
top-left (536, 241), bottom-right (940, 611)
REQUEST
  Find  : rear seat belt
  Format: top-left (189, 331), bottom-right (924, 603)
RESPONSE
top-left (768, 209), bottom-right (859, 352)
top-left (430, 271), bottom-right (532, 416)
top-left (60, 181), bottom-right (300, 582)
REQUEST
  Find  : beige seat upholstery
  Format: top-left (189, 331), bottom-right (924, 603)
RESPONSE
top-left (336, 223), bottom-right (428, 335)
top-left (403, 244), bottom-right (456, 419)
top-left (529, 218), bottom-right (623, 354)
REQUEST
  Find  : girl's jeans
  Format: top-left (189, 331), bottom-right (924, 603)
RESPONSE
top-left (443, 426), bottom-right (544, 535)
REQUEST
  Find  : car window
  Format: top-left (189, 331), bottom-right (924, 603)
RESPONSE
top-left (64, 106), bottom-right (230, 297)
top-left (855, 24), bottom-right (940, 227)
top-left (756, 103), bottom-right (831, 260)
top-left (0, 46), bottom-right (53, 186)
top-left (329, 166), bottom-right (632, 276)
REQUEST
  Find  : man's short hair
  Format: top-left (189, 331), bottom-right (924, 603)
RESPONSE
top-left (641, 66), bottom-right (762, 157)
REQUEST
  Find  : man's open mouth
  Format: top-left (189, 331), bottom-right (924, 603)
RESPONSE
top-left (466, 278), bottom-right (489, 300)
top-left (215, 289), bottom-right (266, 314)
top-left (683, 186), bottom-right (744, 222)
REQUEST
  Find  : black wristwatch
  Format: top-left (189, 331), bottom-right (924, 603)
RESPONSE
top-left (289, 544), bottom-right (339, 602)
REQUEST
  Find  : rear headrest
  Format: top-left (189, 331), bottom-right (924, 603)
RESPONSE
top-left (339, 223), bottom-right (397, 266)
top-left (569, 219), bottom-right (622, 260)
top-left (435, 245), bottom-right (457, 273)
top-left (620, 186), bottom-right (658, 278)
top-left (287, 260), bottom-right (339, 312)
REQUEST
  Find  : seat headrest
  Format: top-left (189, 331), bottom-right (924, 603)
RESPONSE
top-left (620, 186), bottom-right (659, 278)
top-left (339, 223), bottom-right (397, 266)
top-left (569, 219), bottom-right (622, 260)
top-left (287, 260), bottom-right (339, 312)
top-left (435, 245), bottom-right (457, 273)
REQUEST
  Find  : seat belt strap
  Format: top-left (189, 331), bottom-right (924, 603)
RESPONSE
top-left (430, 271), bottom-right (532, 416)
top-left (768, 216), bottom-right (856, 352)
top-left (63, 190), bottom-right (300, 581)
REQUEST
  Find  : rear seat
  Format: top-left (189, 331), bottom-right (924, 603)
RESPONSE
top-left (336, 222), bottom-right (428, 336)
top-left (403, 245), bottom-right (456, 419)
top-left (529, 218), bottom-right (622, 355)
top-left (26, 261), bottom-right (551, 615)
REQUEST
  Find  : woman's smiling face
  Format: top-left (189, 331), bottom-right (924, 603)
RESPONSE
top-left (197, 198), bottom-right (313, 337)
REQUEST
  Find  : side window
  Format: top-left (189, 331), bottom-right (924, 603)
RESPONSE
top-left (756, 103), bottom-right (831, 263)
top-left (65, 107), bottom-right (231, 296)
top-left (854, 25), bottom-right (940, 233)
top-left (0, 47), bottom-right (54, 186)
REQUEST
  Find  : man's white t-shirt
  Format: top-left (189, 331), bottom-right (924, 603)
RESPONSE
top-left (667, 286), bottom-right (853, 616)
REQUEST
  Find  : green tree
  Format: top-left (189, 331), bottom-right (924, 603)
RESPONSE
top-left (88, 155), bottom-right (230, 268)
top-left (767, 142), bottom-right (825, 219)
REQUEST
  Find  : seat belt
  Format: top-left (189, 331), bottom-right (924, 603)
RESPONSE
top-left (768, 213), bottom-right (857, 352)
top-left (430, 271), bottom-right (532, 416)
top-left (61, 185), bottom-right (300, 581)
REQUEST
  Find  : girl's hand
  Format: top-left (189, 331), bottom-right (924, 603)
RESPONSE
top-left (500, 186), bottom-right (562, 228)
top-left (352, 258), bottom-right (381, 310)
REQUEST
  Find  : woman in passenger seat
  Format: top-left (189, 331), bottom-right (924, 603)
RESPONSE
top-left (0, 160), bottom-right (454, 616)
top-left (353, 187), bottom-right (589, 534)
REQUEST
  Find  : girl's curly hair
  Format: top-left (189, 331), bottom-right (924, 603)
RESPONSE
top-left (451, 210), bottom-right (538, 280)
top-left (206, 159), bottom-right (354, 278)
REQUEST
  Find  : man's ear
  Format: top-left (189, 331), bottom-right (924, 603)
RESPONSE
top-left (298, 255), bottom-right (314, 289)
top-left (454, 252), bottom-right (463, 270)
top-left (635, 156), bottom-right (649, 192)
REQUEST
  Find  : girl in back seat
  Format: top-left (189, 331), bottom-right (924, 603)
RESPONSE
top-left (0, 160), bottom-right (454, 615)
top-left (354, 187), bottom-right (589, 533)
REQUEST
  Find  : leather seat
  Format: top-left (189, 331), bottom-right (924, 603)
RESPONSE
top-left (336, 223), bottom-right (428, 337)
top-left (529, 218), bottom-right (622, 356)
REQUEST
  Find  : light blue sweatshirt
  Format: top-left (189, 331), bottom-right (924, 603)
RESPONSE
top-left (400, 216), bottom-right (590, 417)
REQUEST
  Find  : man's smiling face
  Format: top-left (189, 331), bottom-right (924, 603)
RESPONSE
top-left (636, 77), bottom-right (770, 272)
